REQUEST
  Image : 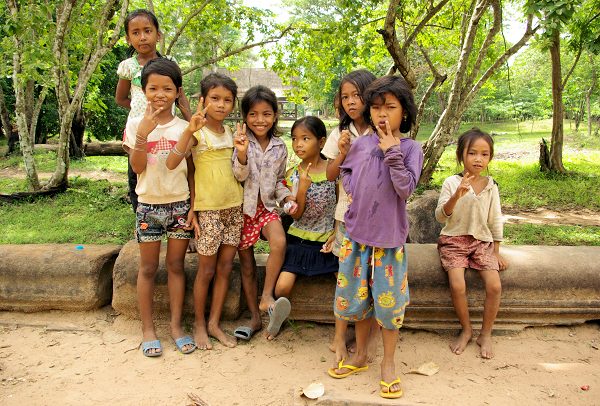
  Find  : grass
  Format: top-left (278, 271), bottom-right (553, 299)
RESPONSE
top-left (1, 118), bottom-right (598, 246)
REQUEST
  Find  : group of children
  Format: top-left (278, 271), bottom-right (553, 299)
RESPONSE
top-left (116, 9), bottom-right (508, 400)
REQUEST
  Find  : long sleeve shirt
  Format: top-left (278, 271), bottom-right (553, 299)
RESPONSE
top-left (340, 133), bottom-right (423, 248)
top-left (232, 133), bottom-right (291, 217)
top-left (435, 174), bottom-right (504, 242)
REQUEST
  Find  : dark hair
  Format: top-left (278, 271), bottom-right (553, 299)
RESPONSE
top-left (241, 85), bottom-right (280, 138)
top-left (456, 128), bottom-right (494, 166)
top-left (124, 9), bottom-right (161, 57)
top-left (200, 73), bottom-right (237, 100)
top-left (337, 70), bottom-right (376, 131)
top-left (141, 58), bottom-right (182, 90)
top-left (363, 75), bottom-right (417, 133)
top-left (292, 116), bottom-right (327, 140)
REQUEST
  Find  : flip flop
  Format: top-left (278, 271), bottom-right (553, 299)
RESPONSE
top-left (141, 339), bottom-right (162, 357)
top-left (379, 377), bottom-right (403, 399)
top-left (266, 297), bottom-right (291, 338)
top-left (327, 359), bottom-right (369, 379)
top-left (233, 326), bottom-right (256, 341)
top-left (174, 335), bottom-right (197, 354)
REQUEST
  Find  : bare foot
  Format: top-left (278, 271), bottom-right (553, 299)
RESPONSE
top-left (380, 360), bottom-right (402, 396)
top-left (449, 328), bottom-right (472, 355)
top-left (208, 322), bottom-right (237, 348)
top-left (142, 328), bottom-right (161, 356)
top-left (171, 324), bottom-right (195, 353)
top-left (476, 333), bottom-right (494, 359)
top-left (332, 352), bottom-right (367, 375)
top-left (194, 321), bottom-right (213, 350)
top-left (330, 336), bottom-right (348, 363)
top-left (259, 295), bottom-right (275, 313)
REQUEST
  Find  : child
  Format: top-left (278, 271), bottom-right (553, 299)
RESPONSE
top-left (122, 58), bottom-right (197, 357)
top-left (328, 75), bottom-right (423, 400)
top-left (435, 128), bottom-right (508, 359)
top-left (230, 85), bottom-right (298, 341)
top-left (267, 116), bottom-right (338, 339)
top-left (115, 9), bottom-right (190, 212)
top-left (167, 73), bottom-right (242, 349)
top-left (321, 69), bottom-right (376, 362)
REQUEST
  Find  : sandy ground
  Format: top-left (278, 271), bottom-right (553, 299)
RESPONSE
top-left (0, 308), bottom-right (598, 405)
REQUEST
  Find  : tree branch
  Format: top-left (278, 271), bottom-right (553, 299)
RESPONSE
top-left (561, 44), bottom-right (583, 89)
top-left (403, 0), bottom-right (451, 52)
top-left (181, 25), bottom-right (292, 76)
top-left (166, 0), bottom-right (214, 55)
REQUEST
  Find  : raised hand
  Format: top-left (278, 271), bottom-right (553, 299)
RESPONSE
top-left (187, 97), bottom-right (211, 133)
top-left (338, 129), bottom-right (352, 155)
top-left (455, 171), bottom-right (476, 199)
top-left (137, 102), bottom-right (165, 138)
top-left (298, 162), bottom-right (312, 191)
top-left (376, 120), bottom-right (400, 152)
top-left (234, 122), bottom-right (249, 155)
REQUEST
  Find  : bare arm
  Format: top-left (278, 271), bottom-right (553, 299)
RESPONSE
top-left (115, 78), bottom-right (132, 110)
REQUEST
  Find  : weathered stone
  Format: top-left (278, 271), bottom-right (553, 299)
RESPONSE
top-left (256, 244), bottom-right (600, 331)
top-left (407, 190), bottom-right (443, 243)
top-left (0, 244), bottom-right (120, 311)
top-left (112, 240), bottom-right (241, 320)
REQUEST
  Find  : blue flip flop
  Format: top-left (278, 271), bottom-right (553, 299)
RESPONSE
top-left (142, 339), bottom-right (162, 357)
top-left (233, 326), bottom-right (257, 341)
top-left (267, 297), bottom-right (291, 338)
top-left (174, 336), bottom-right (197, 354)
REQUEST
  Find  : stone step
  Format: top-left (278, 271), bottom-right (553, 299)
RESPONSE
top-left (0, 244), bottom-right (120, 312)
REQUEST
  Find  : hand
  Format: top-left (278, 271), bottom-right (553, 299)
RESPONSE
top-left (454, 171), bottom-right (476, 200)
top-left (184, 209), bottom-right (196, 231)
top-left (191, 213), bottom-right (200, 240)
top-left (177, 89), bottom-right (191, 118)
top-left (338, 129), bottom-right (351, 155)
top-left (496, 253), bottom-right (508, 271)
top-left (347, 193), bottom-right (353, 205)
top-left (283, 196), bottom-right (298, 215)
top-left (137, 102), bottom-right (166, 138)
top-left (186, 97), bottom-right (211, 133)
top-left (376, 120), bottom-right (400, 152)
top-left (234, 122), bottom-right (249, 155)
top-left (298, 162), bottom-right (312, 191)
top-left (320, 234), bottom-right (336, 253)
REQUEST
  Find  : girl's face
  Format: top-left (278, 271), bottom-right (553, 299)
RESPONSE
top-left (462, 137), bottom-right (492, 176)
top-left (340, 81), bottom-right (364, 122)
top-left (126, 16), bottom-right (160, 56)
top-left (205, 86), bottom-right (235, 122)
top-left (143, 73), bottom-right (178, 112)
top-left (369, 92), bottom-right (404, 136)
top-left (291, 125), bottom-right (324, 160)
top-left (246, 100), bottom-right (276, 138)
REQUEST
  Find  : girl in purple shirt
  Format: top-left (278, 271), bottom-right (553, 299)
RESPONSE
top-left (328, 76), bottom-right (423, 400)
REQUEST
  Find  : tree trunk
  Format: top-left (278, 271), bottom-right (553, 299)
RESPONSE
top-left (547, 29), bottom-right (566, 173)
top-left (420, 110), bottom-right (462, 183)
top-left (587, 54), bottom-right (597, 138)
top-left (69, 104), bottom-right (85, 159)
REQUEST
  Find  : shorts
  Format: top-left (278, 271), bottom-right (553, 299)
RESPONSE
top-left (239, 201), bottom-right (281, 250)
top-left (331, 220), bottom-right (346, 257)
top-left (437, 235), bottom-right (499, 271)
top-left (197, 205), bottom-right (243, 256)
top-left (135, 200), bottom-right (193, 243)
top-left (283, 234), bottom-right (338, 276)
top-left (334, 234), bottom-right (409, 330)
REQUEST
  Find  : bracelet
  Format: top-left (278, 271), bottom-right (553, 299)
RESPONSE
top-left (171, 145), bottom-right (185, 156)
top-left (135, 134), bottom-right (148, 143)
top-left (133, 146), bottom-right (146, 152)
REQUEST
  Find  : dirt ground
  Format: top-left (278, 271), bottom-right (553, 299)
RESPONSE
top-left (1, 308), bottom-right (598, 405)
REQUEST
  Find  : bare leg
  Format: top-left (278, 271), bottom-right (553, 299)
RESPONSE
top-left (137, 241), bottom-right (162, 355)
top-left (330, 318), bottom-right (349, 363)
top-left (238, 247), bottom-right (262, 333)
top-left (367, 317), bottom-right (381, 361)
top-left (380, 328), bottom-right (401, 395)
top-left (193, 253), bottom-right (217, 350)
top-left (264, 271), bottom-right (297, 340)
top-left (332, 318), bottom-right (370, 373)
top-left (477, 269), bottom-right (502, 359)
top-left (447, 267), bottom-right (473, 355)
top-left (166, 238), bottom-right (194, 352)
top-left (258, 221), bottom-right (286, 312)
top-left (207, 244), bottom-right (238, 348)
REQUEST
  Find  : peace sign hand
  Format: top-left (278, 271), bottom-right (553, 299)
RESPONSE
top-left (298, 162), bottom-right (312, 191)
top-left (338, 129), bottom-right (352, 155)
top-left (455, 171), bottom-right (475, 199)
top-left (234, 122), bottom-right (249, 155)
top-left (376, 120), bottom-right (400, 153)
top-left (137, 102), bottom-right (166, 139)
top-left (186, 97), bottom-right (211, 133)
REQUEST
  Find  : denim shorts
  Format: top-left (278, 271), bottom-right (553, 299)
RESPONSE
top-left (135, 200), bottom-right (194, 243)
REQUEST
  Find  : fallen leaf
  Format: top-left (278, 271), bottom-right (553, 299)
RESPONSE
top-left (409, 361), bottom-right (440, 376)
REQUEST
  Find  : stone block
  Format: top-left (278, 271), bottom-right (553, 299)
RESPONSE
top-left (255, 244), bottom-right (600, 331)
top-left (0, 244), bottom-right (120, 311)
top-left (407, 190), bottom-right (443, 243)
top-left (112, 240), bottom-right (241, 320)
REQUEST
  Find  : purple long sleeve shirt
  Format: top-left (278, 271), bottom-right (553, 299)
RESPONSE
top-left (340, 133), bottom-right (423, 248)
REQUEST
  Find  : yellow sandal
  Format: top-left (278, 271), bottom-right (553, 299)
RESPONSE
top-left (380, 377), bottom-right (403, 399)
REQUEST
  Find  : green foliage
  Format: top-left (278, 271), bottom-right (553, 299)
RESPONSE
top-left (505, 224), bottom-right (600, 246)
